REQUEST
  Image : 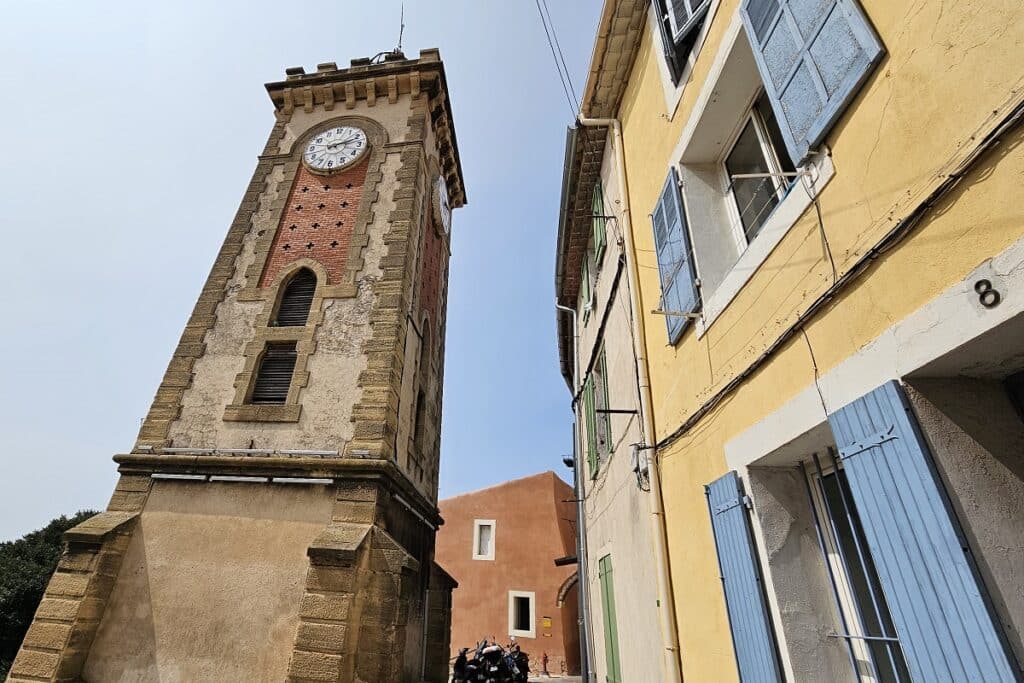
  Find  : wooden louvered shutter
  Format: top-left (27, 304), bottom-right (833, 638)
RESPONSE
top-left (592, 182), bottom-right (607, 261)
top-left (706, 471), bottom-right (783, 683)
top-left (740, 0), bottom-right (884, 164)
top-left (250, 343), bottom-right (297, 404)
top-left (651, 168), bottom-right (699, 344)
top-left (598, 555), bottom-right (623, 683)
top-left (827, 381), bottom-right (1019, 681)
top-left (274, 269), bottom-right (316, 326)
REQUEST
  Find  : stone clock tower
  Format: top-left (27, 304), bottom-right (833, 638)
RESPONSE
top-left (10, 49), bottom-right (465, 683)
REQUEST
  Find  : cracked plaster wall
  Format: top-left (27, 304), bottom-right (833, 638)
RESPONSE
top-left (166, 98), bottom-right (414, 452)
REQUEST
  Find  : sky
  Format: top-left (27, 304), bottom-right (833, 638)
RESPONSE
top-left (0, 1), bottom-right (601, 541)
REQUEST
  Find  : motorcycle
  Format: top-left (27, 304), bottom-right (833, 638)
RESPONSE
top-left (451, 638), bottom-right (529, 683)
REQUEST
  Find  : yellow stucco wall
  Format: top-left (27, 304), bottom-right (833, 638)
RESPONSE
top-left (616, 1), bottom-right (1024, 679)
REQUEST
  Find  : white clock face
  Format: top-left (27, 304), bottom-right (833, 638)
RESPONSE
top-left (434, 175), bottom-right (452, 235)
top-left (303, 126), bottom-right (368, 173)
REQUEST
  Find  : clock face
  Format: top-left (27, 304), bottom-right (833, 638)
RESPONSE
top-left (433, 175), bottom-right (452, 235)
top-left (303, 126), bottom-right (368, 173)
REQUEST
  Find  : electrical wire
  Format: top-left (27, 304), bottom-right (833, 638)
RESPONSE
top-left (534, 0), bottom-right (579, 118)
top-left (539, 0), bottom-right (580, 112)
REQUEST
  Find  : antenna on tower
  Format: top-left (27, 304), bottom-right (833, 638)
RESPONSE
top-left (395, 3), bottom-right (405, 53)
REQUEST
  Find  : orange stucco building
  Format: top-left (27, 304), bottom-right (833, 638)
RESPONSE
top-left (436, 471), bottom-right (581, 676)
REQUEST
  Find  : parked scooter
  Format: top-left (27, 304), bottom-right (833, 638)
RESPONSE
top-left (451, 638), bottom-right (529, 683)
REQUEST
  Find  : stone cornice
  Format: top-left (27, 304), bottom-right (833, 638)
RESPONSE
top-left (265, 48), bottom-right (467, 210)
top-left (113, 453), bottom-right (442, 525)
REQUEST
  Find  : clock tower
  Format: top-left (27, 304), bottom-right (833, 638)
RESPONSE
top-left (10, 50), bottom-right (465, 683)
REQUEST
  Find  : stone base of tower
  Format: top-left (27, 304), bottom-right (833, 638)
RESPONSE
top-left (8, 456), bottom-right (452, 683)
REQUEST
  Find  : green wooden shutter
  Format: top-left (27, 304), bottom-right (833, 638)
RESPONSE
top-left (592, 182), bottom-right (607, 261)
top-left (581, 257), bottom-right (591, 323)
top-left (740, 0), bottom-right (884, 163)
top-left (597, 349), bottom-right (612, 456)
top-left (584, 376), bottom-right (598, 477)
top-left (598, 555), bottom-right (623, 683)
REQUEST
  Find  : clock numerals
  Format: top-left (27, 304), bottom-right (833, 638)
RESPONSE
top-left (303, 126), bottom-right (368, 173)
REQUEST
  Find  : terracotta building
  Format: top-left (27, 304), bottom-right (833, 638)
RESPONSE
top-left (437, 471), bottom-right (581, 677)
top-left (10, 49), bottom-right (465, 683)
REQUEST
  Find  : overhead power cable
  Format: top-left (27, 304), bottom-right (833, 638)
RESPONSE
top-left (535, 0), bottom-right (579, 118)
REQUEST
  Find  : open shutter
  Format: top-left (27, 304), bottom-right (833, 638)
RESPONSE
top-left (706, 471), bottom-right (783, 683)
top-left (828, 381), bottom-right (1019, 681)
top-left (740, 0), bottom-right (884, 164)
top-left (592, 183), bottom-right (607, 261)
top-left (584, 377), bottom-right (598, 477)
top-left (651, 169), bottom-right (699, 344)
top-left (598, 555), bottom-right (623, 683)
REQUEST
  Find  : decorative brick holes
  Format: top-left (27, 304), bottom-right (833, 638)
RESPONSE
top-left (261, 158), bottom-right (368, 286)
top-left (420, 218), bottom-right (444, 320)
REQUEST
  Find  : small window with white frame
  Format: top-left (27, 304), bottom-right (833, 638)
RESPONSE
top-left (508, 590), bottom-right (536, 638)
top-left (722, 91), bottom-right (797, 246)
top-left (472, 519), bottom-right (495, 561)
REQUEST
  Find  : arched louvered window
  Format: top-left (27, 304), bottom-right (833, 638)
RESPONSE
top-left (250, 342), bottom-right (297, 404)
top-left (273, 269), bottom-right (316, 326)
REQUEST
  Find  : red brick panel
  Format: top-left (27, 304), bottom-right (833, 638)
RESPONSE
top-left (261, 159), bottom-right (368, 286)
top-left (419, 218), bottom-right (445, 320)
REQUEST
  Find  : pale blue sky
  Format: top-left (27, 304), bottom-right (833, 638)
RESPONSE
top-left (0, 1), bottom-right (601, 540)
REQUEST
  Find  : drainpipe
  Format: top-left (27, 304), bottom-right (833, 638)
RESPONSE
top-left (555, 300), bottom-right (594, 683)
top-left (576, 116), bottom-right (683, 683)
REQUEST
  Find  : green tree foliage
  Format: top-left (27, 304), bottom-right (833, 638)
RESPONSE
top-left (0, 510), bottom-right (97, 680)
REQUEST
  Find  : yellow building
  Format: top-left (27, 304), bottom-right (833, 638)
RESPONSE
top-left (560, 0), bottom-right (1024, 680)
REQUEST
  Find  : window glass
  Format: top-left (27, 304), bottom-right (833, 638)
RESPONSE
top-left (513, 596), bottom-right (531, 632)
top-left (815, 467), bottom-right (911, 682)
top-left (755, 94), bottom-right (796, 174)
top-left (477, 523), bottom-right (492, 557)
top-left (725, 118), bottom-right (779, 242)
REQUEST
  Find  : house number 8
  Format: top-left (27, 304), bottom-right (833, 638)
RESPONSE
top-left (974, 279), bottom-right (1001, 308)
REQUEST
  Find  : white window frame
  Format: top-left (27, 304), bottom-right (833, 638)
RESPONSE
top-left (719, 92), bottom-right (796, 252)
top-left (472, 519), bottom-right (496, 561)
top-left (804, 458), bottom-right (907, 682)
top-left (508, 590), bottom-right (536, 639)
top-left (648, 0), bottom-right (722, 117)
top-left (667, 9), bottom-right (836, 339)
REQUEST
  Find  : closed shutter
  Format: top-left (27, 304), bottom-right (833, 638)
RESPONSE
top-left (827, 381), bottom-right (1019, 681)
top-left (651, 168), bottom-right (699, 344)
top-left (250, 342), bottom-right (297, 404)
top-left (584, 376), bottom-right (598, 477)
top-left (705, 471), bottom-right (783, 683)
top-left (740, 0), bottom-right (884, 164)
top-left (598, 555), bottom-right (623, 683)
top-left (592, 182), bottom-right (607, 261)
top-left (274, 269), bottom-right (317, 326)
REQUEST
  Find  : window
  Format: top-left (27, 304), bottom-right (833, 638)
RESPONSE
top-left (273, 268), bottom-right (316, 326)
top-left (472, 519), bottom-right (495, 561)
top-left (592, 182), bottom-right (607, 262)
top-left (580, 256), bottom-right (593, 323)
top-left (583, 348), bottom-right (613, 479)
top-left (723, 92), bottom-right (796, 244)
top-left (593, 349), bottom-right (612, 459)
top-left (803, 453), bottom-right (910, 682)
top-left (508, 591), bottom-right (536, 638)
top-left (249, 342), bottom-right (297, 404)
top-left (656, 0), bottom-right (712, 84)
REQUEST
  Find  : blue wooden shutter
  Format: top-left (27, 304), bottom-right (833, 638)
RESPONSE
top-left (706, 471), bottom-right (783, 682)
top-left (740, 0), bottom-right (884, 163)
top-left (651, 168), bottom-right (699, 344)
top-left (828, 381), bottom-right (1019, 682)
